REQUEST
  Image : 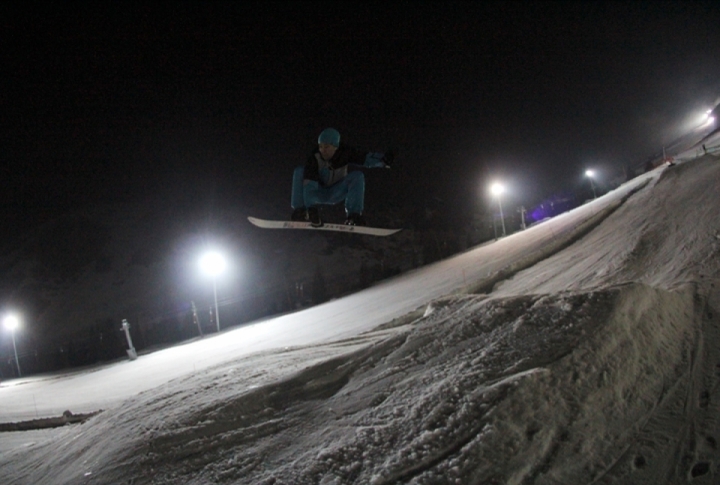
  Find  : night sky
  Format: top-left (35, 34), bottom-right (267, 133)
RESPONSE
top-left (3, 1), bottom-right (720, 241)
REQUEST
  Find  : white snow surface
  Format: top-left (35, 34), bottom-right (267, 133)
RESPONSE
top-left (1, 151), bottom-right (720, 484)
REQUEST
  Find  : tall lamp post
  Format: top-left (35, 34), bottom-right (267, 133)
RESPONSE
top-left (585, 170), bottom-right (597, 199)
top-left (200, 251), bottom-right (227, 333)
top-left (4, 315), bottom-right (21, 377)
top-left (490, 182), bottom-right (506, 237)
top-left (518, 205), bottom-right (527, 230)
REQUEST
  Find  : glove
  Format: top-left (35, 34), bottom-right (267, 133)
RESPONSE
top-left (382, 149), bottom-right (395, 168)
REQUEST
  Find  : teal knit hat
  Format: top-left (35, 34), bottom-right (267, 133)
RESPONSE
top-left (318, 128), bottom-right (340, 147)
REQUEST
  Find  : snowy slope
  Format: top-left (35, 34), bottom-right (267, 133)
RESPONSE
top-left (0, 152), bottom-right (719, 484)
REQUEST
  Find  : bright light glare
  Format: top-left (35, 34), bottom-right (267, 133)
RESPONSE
top-left (698, 110), bottom-right (716, 128)
top-left (586, 170), bottom-right (595, 178)
top-left (4, 315), bottom-right (19, 331)
top-left (199, 252), bottom-right (227, 277)
top-left (677, 107), bottom-right (718, 134)
top-left (490, 183), bottom-right (505, 196)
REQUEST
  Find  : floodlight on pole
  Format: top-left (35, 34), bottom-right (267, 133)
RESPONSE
top-left (3, 315), bottom-right (22, 377)
top-left (695, 109), bottom-right (716, 130)
top-left (199, 251), bottom-right (227, 333)
top-left (490, 182), bottom-right (506, 237)
top-left (585, 170), bottom-right (597, 199)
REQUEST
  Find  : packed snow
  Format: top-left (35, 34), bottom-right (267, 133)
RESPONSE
top-left (1, 148), bottom-right (719, 484)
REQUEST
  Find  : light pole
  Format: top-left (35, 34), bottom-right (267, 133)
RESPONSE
top-left (121, 319), bottom-right (138, 360)
top-left (199, 251), bottom-right (227, 333)
top-left (585, 170), bottom-right (597, 199)
top-left (490, 182), bottom-right (506, 237)
top-left (4, 315), bottom-right (21, 377)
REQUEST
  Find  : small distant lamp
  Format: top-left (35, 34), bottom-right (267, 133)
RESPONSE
top-left (3, 315), bottom-right (21, 377)
top-left (490, 182), bottom-right (506, 237)
top-left (585, 170), bottom-right (597, 199)
top-left (121, 319), bottom-right (138, 360)
top-left (199, 251), bottom-right (227, 332)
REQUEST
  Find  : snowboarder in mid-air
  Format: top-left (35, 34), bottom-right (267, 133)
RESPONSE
top-left (290, 128), bottom-right (394, 227)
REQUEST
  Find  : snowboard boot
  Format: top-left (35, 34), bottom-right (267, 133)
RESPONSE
top-left (345, 213), bottom-right (366, 226)
top-left (290, 207), bottom-right (307, 221)
top-left (307, 207), bottom-right (323, 227)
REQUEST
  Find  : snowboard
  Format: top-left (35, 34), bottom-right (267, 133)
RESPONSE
top-left (247, 217), bottom-right (402, 236)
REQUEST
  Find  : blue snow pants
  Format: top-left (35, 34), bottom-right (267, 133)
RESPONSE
top-left (291, 167), bottom-right (365, 215)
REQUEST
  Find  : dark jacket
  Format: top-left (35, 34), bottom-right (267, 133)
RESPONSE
top-left (303, 144), bottom-right (371, 187)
